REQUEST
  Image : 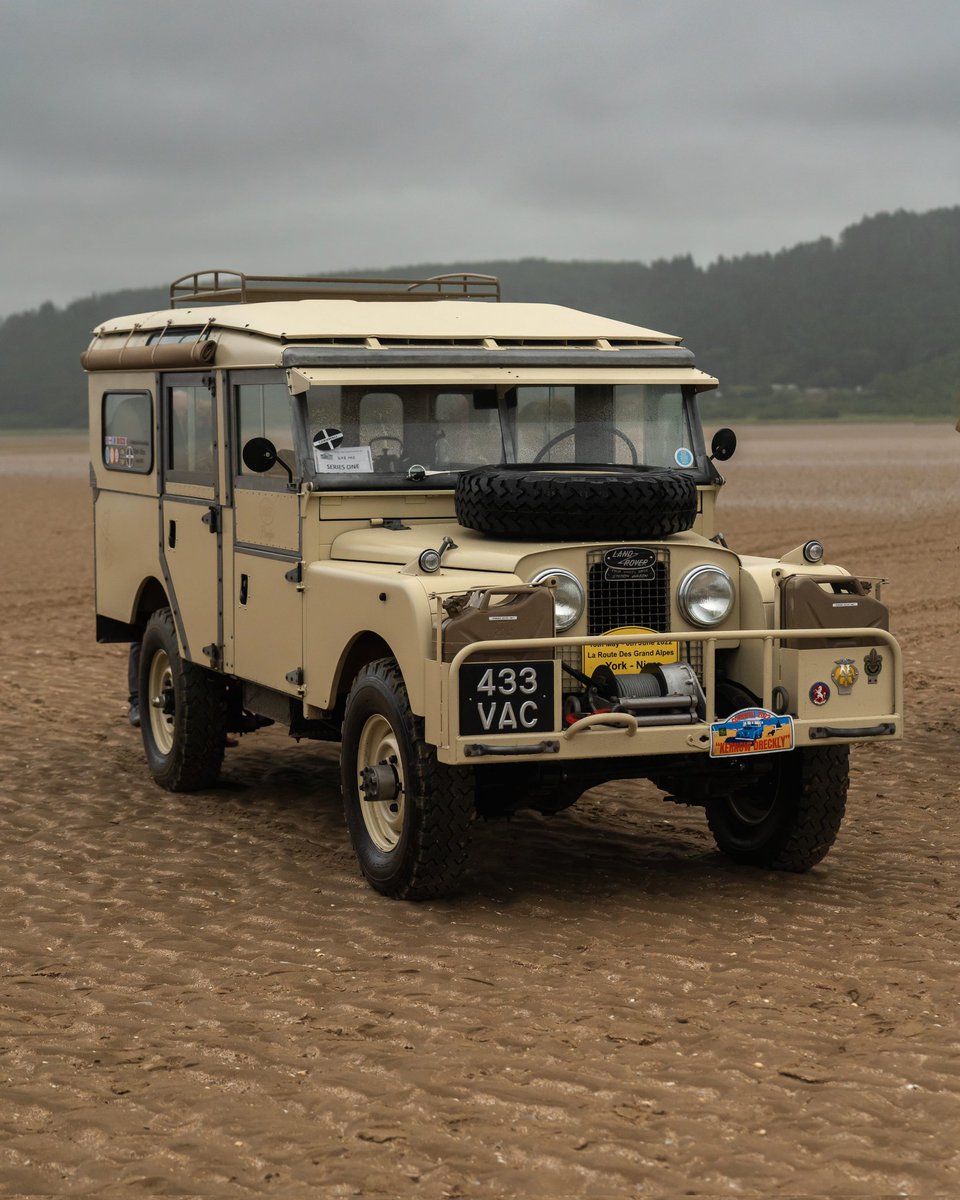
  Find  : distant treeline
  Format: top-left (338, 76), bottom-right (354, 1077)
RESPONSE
top-left (3, 207), bottom-right (959, 429)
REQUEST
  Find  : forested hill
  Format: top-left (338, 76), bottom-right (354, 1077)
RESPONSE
top-left (3, 207), bottom-right (959, 429)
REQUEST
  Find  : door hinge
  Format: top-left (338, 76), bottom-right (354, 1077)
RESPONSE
top-left (202, 643), bottom-right (221, 667)
top-left (285, 667), bottom-right (304, 688)
top-left (285, 562), bottom-right (303, 584)
top-left (201, 505), bottom-right (220, 534)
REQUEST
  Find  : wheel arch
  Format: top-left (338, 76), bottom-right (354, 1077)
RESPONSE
top-left (131, 577), bottom-right (170, 636)
top-left (96, 576), bottom-right (170, 643)
top-left (333, 631), bottom-right (397, 708)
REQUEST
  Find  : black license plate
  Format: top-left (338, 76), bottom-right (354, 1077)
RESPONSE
top-left (459, 661), bottom-right (555, 736)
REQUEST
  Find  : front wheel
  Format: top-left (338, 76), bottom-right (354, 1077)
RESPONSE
top-left (139, 608), bottom-right (228, 791)
top-left (706, 745), bottom-right (849, 871)
top-left (341, 659), bottom-right (474, 899)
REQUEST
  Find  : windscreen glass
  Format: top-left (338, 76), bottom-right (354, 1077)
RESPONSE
top-left (513, 385), bottom-right (692, 468)
top-left (301, 384), bottom-right (700, 486)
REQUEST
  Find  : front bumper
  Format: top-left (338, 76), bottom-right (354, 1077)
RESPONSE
top-left (427, 626), bottom-right (902, 765)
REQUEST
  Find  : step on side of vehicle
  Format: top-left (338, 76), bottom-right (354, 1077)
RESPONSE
top-left (84, 269), bottom-right (903, 899)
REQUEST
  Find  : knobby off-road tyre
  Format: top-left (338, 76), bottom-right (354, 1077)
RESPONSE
top-left (455, 463), bottom-right (698, 541)
top-left (139, 608), bottom-right (228, 792)
top-left (341, 658), bottom-right (475, 900)
top-left (706, 745), bottom-right (849, 871)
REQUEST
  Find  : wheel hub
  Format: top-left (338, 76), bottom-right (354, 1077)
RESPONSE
top-left (359, 761), bottom-right (401, 803)
top-left (151, 686), bottom-right (176, 716)
top-left (355, 714), bottom-right (406, 851)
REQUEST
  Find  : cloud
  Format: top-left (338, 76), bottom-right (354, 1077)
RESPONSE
top-left (1, 0), bottom-right (959, 316)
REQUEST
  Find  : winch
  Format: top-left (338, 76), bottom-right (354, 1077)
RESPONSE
top-left (564, 661), bottom-right (706, 726)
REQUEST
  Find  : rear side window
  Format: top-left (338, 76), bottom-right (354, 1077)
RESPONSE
top-left (102, 391), bottom-right (153, 473)
top-left (166, 381), bottom-right (216, 483)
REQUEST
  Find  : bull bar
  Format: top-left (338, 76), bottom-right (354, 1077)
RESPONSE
top-left (431, 626), bottom-right (903, 764)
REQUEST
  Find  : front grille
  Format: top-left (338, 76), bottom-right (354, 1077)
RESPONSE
top-left (558, 549), bottom-right (703, 689)
top-left (587, 551), bottom-right (670, 634)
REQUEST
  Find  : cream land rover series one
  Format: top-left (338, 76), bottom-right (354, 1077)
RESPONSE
top-left (84, 269), bottom-right (902, 899)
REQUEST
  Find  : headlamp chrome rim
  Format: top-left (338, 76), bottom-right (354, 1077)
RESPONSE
top-left (529, 567), bottom-right (584, 632)
top-left (678, 565), bottom-right (736, 627)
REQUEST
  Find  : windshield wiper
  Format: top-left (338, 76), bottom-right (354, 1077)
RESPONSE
top-left (406, 464), bottom-right (460, 482)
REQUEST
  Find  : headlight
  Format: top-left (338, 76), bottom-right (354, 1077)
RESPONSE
top-left (678, 565), bottom-right (735, 627)
top-left (530, 568), bottom-right (584, 632)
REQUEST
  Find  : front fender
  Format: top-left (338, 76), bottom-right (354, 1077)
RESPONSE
top-left (302, 562), bottom-right (523, 713)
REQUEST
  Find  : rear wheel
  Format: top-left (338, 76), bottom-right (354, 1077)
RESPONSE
top-left (341, 658), bottom-right (474, 899)
top-left (706, 745), bottom-right (849, 871)
top-left (139, 608), bottom-right (227, 791)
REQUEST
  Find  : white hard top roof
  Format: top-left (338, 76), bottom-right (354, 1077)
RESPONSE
top-left (94, 300), bottom-right (682, 344)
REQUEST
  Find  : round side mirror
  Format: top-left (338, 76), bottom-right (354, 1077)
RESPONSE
top-left (242, 436), bottom-right (280, 473)
top-left (710, 428), bottom-right (737, 462)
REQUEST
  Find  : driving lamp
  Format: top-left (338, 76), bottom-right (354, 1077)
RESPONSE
top-left (678, 565), bottom-right (736, 627)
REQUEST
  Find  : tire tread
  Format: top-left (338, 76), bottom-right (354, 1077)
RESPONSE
top-left (342, 659), bottom-right (474, 900)
top-left (706, 745), bottom-right (848, 872)
top-left (455, 464), bottom-right (698, 541)
top-left (140, 608), bottom-right (227, 792)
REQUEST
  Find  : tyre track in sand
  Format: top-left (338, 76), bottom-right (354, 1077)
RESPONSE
top-left (0, 425), bottom-right (958, 1197)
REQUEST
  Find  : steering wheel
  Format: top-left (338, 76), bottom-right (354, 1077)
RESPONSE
top-left (532, 426), bottom-right (639, 465)
top-left (369, 434), bottom-right (404, 456)
top-left (368, 434), bottom-right (405, 471)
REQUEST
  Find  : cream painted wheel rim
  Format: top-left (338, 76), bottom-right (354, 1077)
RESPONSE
top-left (356, 714), bottom-right (405, 852)
top-left (728, 793), bottom-right (775, 826)
top-left (148, 649), bottom-right (176, 756)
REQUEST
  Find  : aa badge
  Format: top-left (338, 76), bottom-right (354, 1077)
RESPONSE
top-left (831, 658), bottom-right (859, 694)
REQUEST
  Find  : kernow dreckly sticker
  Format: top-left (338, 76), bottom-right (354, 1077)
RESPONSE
top-left (674, 447), bottom-right (695, 468)
top-left (709, 707), bottom-right (795, 758)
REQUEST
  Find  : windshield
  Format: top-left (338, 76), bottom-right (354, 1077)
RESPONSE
top-left (301, 383), bottom-right (703, 486)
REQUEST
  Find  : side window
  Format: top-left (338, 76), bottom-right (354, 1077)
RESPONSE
top-left (102, 391), bottom-right (153, 473)
top-left (166, 381), bottom-right (216, 483)
top-left (237, 382), bottom-right (296, 478)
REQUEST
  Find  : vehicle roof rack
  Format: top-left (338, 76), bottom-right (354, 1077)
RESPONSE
top-left (170, 269), bottom-right (501, 307)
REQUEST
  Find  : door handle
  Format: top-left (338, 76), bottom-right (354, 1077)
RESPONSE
top-left (168, 519), bottom-right (176, 548)
top-left (239, 573), bottom-right (249, 605)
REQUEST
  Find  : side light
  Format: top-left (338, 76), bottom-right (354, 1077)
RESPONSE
top-left (803, 540), bottom-right (825, 564)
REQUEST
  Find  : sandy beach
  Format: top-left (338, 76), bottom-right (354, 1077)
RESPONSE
top-left (1, 423), bottom-right (958, 1197)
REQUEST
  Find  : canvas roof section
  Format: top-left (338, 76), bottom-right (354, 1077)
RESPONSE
top-left (93, 300), bottom-right (683, 345)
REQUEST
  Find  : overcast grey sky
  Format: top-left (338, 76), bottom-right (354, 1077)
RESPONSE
top-left (2, 0), bottom-right (958, 318)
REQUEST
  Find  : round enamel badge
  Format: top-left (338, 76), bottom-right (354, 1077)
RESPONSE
top-left (809, 681), bottom-right (830, 706)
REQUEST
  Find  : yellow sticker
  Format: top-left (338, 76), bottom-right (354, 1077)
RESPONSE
top-left (581, 626), bottom-right (680, 674)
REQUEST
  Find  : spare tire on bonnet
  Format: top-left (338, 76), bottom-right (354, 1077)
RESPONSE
top-left (455, 463), bottom-right (698, 541)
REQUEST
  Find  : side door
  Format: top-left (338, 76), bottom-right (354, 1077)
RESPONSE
top-left (230, 373), bottom-right (303, 693)
top-left (159, 372), bottom-right (222, 666)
